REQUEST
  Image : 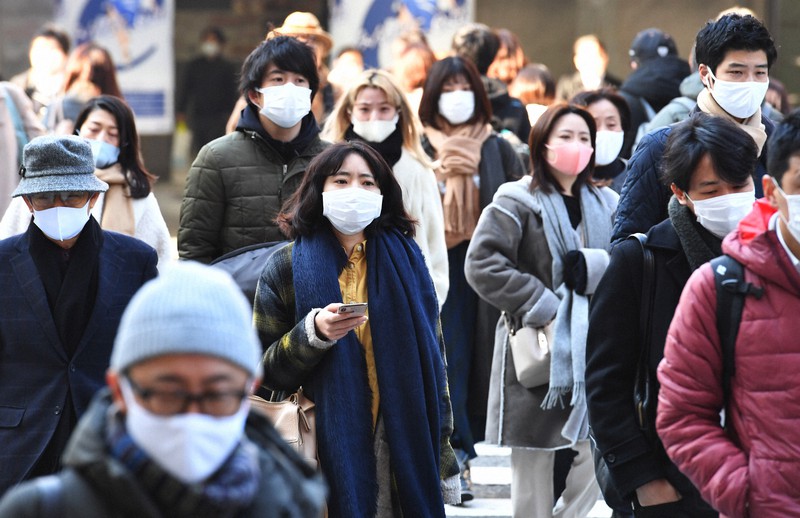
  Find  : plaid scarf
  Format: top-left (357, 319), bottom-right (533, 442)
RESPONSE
top-left (106, 410), bottom-right (260, 518)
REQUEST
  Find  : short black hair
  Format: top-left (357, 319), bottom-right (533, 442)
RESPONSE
top-left (767, 110), bottom-right (800, 183)
top-left (201, 26), bottom-right (226, 45)
top-left (451, 23), bottom-right (499, 75)
top-left (570, 88), bottom-right (631, 133)
top-left (239, 36), bottom-right (319, 108)
top-left (695, 14), bottom-right (777, 75)
top-left (34, 24), bottom-right (70, 55)
top-left (660, 112), bottom-right (758, 190)
top-left (418, 56), bottom-right (492, 130)
top-left (277, 141), bottom-right (415, 238)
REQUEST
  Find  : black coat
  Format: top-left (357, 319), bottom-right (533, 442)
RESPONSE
top-left (586, 219), bottom-right (698, 498)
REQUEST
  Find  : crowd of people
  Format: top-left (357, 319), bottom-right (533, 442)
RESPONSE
top-left (0, 5), bottom-right (798, 518)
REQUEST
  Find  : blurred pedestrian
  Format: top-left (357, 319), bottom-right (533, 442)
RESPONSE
top-left (1, 95), bottom-right (172, 264)
top-left (255, 141), bottom-right (460, 516)
top-left (10, 25), bottom-right (70, 121)
top-left (327, 46), bottom-right (365, 103)
top-left (509, 63), bottom-right (556, 126)
top-left (0, 261), bottom-right (326, 516)
top-left (179, 36), bottom-right (330, 263)
top-left (612, 13), bottom-right (777, 245)
top-left (391, 41), bottom-right (436, 112)
top-left (0, 135), bottom-right (157, 495)
top-left (657, 110), bottom-right (800, 518)
top-left (45, 43), bottom-right (123, 135)
top-left (323, 69), bottom-right (449, 308)
top-left (556, 35), bottom-right (621, 102)
top-left (488, 28), bottom-right (527, 86)
top-left (465, 103), bottom-right (615, 517)
top-left (419, 55), bottom-right (525, 503)
top-left (587, 113), bottom-right (758, 518)
top-left (176, 26), bottom-right (239, 156)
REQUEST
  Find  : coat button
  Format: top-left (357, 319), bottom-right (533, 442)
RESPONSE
top-left (69, 364), bottom-right (76, 372)
top-left (348, 262), bottom-right (355, 269)
top-left (606, 453), bottom-right (616, 464)
top-left (54, 406), bottom-right (61, 415)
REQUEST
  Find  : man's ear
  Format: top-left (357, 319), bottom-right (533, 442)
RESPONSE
top-left (698, 63), bottom-right (712, 88)
top-left (763, 174), bottom-right (779, 208)
top-left (246, 88), bottom-right (261, 107)
top-left (106, 370), bottom-right (127, 414)
top-left (87, 192), bottom-right (101, 211)
top-left (670, 183), bottom-right (689, 206)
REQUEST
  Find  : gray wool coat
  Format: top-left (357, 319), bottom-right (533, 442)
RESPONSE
top-left (465, 176), bottom-right (617, 449)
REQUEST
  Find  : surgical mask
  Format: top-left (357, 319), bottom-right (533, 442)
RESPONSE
top-left (545, 141), bottom-right (594, 176)
top-left (594, 130), bottom-right (624, 166)
top-left (351, 115), bottom-right (399, 143)
top-left (438, 90), bottom-right (475, 125)
top-left (322, 187), bottom-right (383, 235)
top-left (33, 200), bottom-right (91, 241)
top-left (706, 69), bottom-right (769, 119)
top-left (88, 139), bottom-right (120, 169)
top-left (688, 190), bottom-right (755, 239)
top-left (120, 379), bottom-right (249, 484)
top-left (256, 83), bottom-right (311, 128)
top-left (200, 41), bottom-right (221, 58)
top-left (772, 178), bottom-right (800, 243)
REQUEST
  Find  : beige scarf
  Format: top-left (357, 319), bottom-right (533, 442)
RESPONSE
top-left (425, 121), bottom-right (492, 247)
top-left (95, 164), bottom-right (136, 236)
top-left (696, 89), bottom-right (767, 156)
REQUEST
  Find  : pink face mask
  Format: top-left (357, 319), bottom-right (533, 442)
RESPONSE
top-left (545, 141), bottom-right (594, 176)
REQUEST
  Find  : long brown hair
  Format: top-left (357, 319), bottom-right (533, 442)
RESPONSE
top-left (64, 43), bottom-right (122, 98)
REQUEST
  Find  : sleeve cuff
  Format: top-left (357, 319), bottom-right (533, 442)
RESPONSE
top-left (441, 474), bottom-right (461, 505)
top-left (304, 309), bottom-right (336, 349)
top-left (581, 247), bottom-right (610, 295)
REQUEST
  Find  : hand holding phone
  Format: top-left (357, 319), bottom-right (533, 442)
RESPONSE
top-left (337, 302), bottom-right (368, 316)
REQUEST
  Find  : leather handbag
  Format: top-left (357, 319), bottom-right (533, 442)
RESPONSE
top-left (504, 312), bottom-right (552, 388)
top-left (249, 389), bottom-right (318, 469)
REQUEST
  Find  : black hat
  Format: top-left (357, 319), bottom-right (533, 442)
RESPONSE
top-left (629, 28), bottom-right (678, 64)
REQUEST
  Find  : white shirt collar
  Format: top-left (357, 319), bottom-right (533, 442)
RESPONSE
top-left (770, 212), bottom-right (800, 271)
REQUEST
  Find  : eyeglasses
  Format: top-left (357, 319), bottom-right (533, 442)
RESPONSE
top-left (27, 192), bottom-right (91, 210)
top-left (126, 377), bottom-right (249, 416)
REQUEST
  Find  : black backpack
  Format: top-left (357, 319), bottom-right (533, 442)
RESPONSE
top-left (209, 241), bottom-right (289, 303)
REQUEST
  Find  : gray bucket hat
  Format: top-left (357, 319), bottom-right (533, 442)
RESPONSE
top-left (12, 135), bottom-right (109, 197)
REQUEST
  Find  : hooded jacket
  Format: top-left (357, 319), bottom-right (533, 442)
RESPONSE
top-left (657, 199), bottom-right (800, 518)
top-left (178, 107), bottom-right (330, 263)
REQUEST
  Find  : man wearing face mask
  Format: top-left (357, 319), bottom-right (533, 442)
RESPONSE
top-left (0, 135), bottom-right (158, 495)
top-left (656, 110), bottom-right (800, 518)
top-left (587, 113), bottom-right (758, 517)
top-left (179, 36), bottom-right (330, 264)
top-left (176, 27), bottom-right (239, 156)
top-left (0, 261), bottom-right (326, 516)
top-left (612, 13), bottom-right (777, 246)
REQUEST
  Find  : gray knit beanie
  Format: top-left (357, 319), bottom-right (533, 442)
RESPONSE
top-left (110, 261), bottom-right (261, 377)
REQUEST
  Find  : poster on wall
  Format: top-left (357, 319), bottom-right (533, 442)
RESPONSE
top-left (328, 0), bottom-right (475, 69)
top-left (54, 0), bottom-right (174, 134)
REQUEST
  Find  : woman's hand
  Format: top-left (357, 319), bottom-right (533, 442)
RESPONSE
top-left (314, 303), bottom-right (368, 341)
top-left (635, 478), bottom-right (681, 507)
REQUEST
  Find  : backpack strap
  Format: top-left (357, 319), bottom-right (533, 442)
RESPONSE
top-left (710, 255), bottom-right (764, 426)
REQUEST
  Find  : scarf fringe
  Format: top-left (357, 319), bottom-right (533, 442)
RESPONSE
top-left (541, 386), bottom-right (570, 410)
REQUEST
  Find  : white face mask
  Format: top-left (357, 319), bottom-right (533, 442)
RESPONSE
top-left (706, 68), bottom-right (769, 119)
top-left (594, 130), bottom-right (624, 166)
top-left (87, 139), bottom-right (120, 169)
top-left (322, 187), bottom-right (383, 236)
top-left (350, 115), bottom-right (399, 143)
top-left (120, 379), bottom-right (249, 484)
top-left (256, 83), bottom-right (311, 128)
top-left (33, 200), bottom-right (91, 241)
top-left (688, 190), bottom-right (755, 239)
top-left (438, 90), bottom-right (475, 125)
top-left (772, 178), bottom-right (800, 243)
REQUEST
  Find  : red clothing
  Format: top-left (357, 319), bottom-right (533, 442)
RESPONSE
top-left (657, 199), bottom-right (800, 518)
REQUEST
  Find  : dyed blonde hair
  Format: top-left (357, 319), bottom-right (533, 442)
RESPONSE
top-left (322, 69), bottom-right (432, 167)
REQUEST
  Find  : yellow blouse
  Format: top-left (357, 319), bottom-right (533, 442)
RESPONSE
top-left (337, 240), bottom-right (380, 427)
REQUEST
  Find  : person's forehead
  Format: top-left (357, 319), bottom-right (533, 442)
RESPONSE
top-left (128, 353), bottom-right (248, 381)
top-left (718, 48), bottom-right (768, 66)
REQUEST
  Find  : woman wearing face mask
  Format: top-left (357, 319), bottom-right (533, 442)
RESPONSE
top-left (323, 69), bottom-right (448, 309)
top-left (586, 113), bottom-right (757, 517)
top-left (417, 55), bottom-right (525, 501)
top-left (464, 103), bottom-right (616, 517)
top-left (572, 88), bottom-right (631, 193)
top-left (254, 141), bottom-right (461, 517)
top-left (1, 95), bottom-right (172, 264)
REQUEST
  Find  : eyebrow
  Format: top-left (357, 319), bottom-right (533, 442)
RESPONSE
top-left (697, 180), bottom-right (721, 187)
top-left (332, 170), bottom-right (375, 179)
top-left (725, 62), bottom-right (769, 69)
top-left (150, 373), bottom-right (236, 385)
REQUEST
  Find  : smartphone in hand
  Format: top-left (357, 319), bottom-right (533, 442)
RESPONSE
top-left (337, 302), bottom-right (368, 316)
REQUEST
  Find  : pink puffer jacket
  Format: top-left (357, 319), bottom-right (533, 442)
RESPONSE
top-left (657, 199), bottom-right (800, 518)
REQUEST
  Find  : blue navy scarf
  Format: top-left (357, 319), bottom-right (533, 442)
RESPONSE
top-left (293, 227), bottom-right (447, 518)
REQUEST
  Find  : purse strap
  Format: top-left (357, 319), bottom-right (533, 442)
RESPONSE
top-left (630, 233), bottom-right (655, 428)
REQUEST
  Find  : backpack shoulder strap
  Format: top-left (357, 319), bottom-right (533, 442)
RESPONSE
top-left (710, 255), bottom-right (763, 423)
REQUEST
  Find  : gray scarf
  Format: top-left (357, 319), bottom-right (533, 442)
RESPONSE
top-left (537, 184), bottom-right (614, 444)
